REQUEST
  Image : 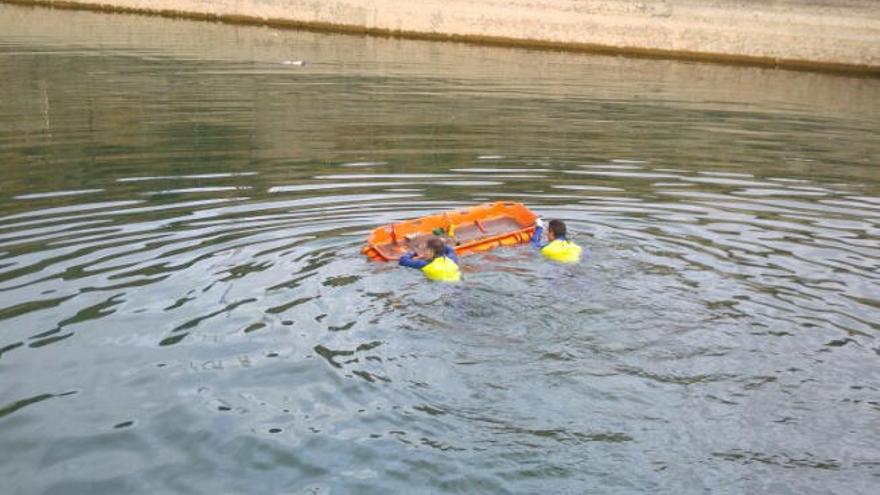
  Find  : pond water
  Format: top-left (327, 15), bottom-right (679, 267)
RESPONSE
top-left (1, 4), bottom-right (879, 494)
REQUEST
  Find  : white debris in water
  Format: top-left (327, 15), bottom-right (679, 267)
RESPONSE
top-left (281, 60), bottom-right (306, 66)
top-left (611, 159), bottom-right (648, 164)
top-left (340, 161), bottom-right (388, 168)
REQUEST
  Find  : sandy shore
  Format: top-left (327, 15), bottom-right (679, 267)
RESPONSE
top-left (3, 0), bottom-right (879, 73)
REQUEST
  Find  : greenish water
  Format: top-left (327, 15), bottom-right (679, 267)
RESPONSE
top-left (1, 5), bottom-right (879, 494)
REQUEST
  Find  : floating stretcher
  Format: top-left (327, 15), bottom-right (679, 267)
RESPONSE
top-left (362, 201), bottom-right (538, 261)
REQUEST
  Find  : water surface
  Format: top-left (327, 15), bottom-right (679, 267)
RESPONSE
top-left (1, 5), bottom-right (879, 494)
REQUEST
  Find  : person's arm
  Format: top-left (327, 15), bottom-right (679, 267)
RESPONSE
top-left (399, 252), bottom-right (429, 269)
top-left (443, 244), bottom-right (459, 263)
top-left (530, 218), bottom-right (546, 248)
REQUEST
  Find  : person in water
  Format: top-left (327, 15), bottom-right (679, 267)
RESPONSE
top-left (398, 236), bottom-right (461, 282)
top-left (531, 218), bottom-right (582, 263)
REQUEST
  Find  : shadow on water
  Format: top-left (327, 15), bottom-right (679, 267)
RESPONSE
top-left (1, 4), bottom-right (879, 494)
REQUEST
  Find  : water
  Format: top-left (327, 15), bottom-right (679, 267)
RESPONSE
top-left (2, 5), bottom-right (879, 494)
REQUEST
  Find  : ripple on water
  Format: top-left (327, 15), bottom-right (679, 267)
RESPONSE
top-left (1, 6), bottom-right (879, 493)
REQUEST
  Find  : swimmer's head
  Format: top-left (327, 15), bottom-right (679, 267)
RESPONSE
top-left (548, 219), bottom-right (567, 240)
top-left (425, 236), bottom-right (446, 259)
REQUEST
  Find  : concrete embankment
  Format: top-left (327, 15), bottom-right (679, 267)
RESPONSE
top-left (4, 0), bottom-right (879, 74)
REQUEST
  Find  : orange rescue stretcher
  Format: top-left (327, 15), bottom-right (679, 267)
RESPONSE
top-left (362, 201), bottom-right (538, 261)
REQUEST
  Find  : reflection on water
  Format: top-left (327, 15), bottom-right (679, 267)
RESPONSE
top-left (1, 4), bottom-right (879, 494)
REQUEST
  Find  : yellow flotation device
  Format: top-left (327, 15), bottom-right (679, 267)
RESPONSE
top-left (421, 256), bottom-right (461, 282)
top-left (541, 239), bottom-right (582, 263)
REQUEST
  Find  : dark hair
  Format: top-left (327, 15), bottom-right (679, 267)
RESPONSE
top-left (548, 219), bottom-right (567, 238)
top-left (425, 236), bottom-right (445, 257)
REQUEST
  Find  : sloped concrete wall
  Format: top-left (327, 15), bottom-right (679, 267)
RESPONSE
top-left (5, 0), bottom-right (880, 72)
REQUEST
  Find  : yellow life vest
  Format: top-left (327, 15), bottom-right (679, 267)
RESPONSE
top-left (541, 239), bottom-right (582, 263)
top-left (421, 256), bottom-right (461, 282)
